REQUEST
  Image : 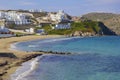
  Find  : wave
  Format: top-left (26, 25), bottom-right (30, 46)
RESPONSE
top-left (10, 43), bottom-right (20, 51)
top-left (14, 58), bottom-right (39, 80)
top-left (12, 55), bottom-right (45, 80)
top-left (37, 37), bottom-right (82, 44)
top-left (10, 36), bottom-right (85, 53)
top-left (28, 45), bottom-right (38, 48)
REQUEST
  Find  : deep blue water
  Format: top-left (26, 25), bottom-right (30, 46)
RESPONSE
top-left (11, 36), bottom-right (120, 80)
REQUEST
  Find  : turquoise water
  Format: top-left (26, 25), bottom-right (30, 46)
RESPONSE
top-left (11, 36), bottom-right (120, 80)
top-left (13, 36), bottom-right (120, 56)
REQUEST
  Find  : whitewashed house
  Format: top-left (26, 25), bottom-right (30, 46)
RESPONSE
top-left (0, 12), bottom-right (5, 19)
top-left (49, 10), bottom-right (68, 22)
top-left (0, 11), bottom-right (31, 25)
top-left (0, 26), bottom-right (10, 33)
top-left (25, 28), bottom-right (34, 33)
top-left (53, 22), bottom-right (71, 29)
top-left (29, 9), bottom-right (43, 12)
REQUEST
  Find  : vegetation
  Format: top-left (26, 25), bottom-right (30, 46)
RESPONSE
top-left (36, 21), bottom-right (101, 35)
top-left (71, 21), bottom-right (101, 33)
top-left (8, 23), bottom-right (16, 29)
top-left (48, 29), bottom-right (73, 35)
top-left (14, 32), bottom-right (25, 37)
top-left (31, 12), bottom-right (47, 18)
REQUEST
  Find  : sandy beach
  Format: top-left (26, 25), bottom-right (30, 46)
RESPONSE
top-left (0, 35), bottom-right (63, 80)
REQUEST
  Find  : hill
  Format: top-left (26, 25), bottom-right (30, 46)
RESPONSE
top-left (81, 13), bottom-right (120, 35)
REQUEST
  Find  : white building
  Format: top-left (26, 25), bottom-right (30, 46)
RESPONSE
top-left (0, 12), bottom-right (5, 19)
top-left (49, 10), bottom-right (68, 22)
top-left (25, 28), bottom-right (34, 33)
top-left (0, 11), bottom-right (31, 25)
top-left (0, 26), bottom-right (10, 33)
top-left (53, 23), bottom-right (71, 29)
top-left (29, 9), bottom-right (43, 12)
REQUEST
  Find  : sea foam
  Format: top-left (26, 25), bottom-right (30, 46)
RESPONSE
top-left (11, 55), bottom-right (46, 80)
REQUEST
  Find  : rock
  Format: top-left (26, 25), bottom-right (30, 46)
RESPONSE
top-left (0, 53), bottom-right (17, 58)
top-left (0, 71), bottom-right (7, 76)
top-left (21, 54), bottom-right (42, 61)
top-left (81, 12), bottom-right (120, 35)
top-left (69, 31), bottom-right (96, 37)
top-left (0, 61), bottom-right (8, 67)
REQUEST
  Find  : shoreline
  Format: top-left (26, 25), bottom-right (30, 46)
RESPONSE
top-left (1, 35), bottom-right (117, 80)
top-left (0, 35), bottom-right (63, 80)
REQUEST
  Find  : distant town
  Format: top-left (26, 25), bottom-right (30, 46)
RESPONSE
top-left (0, 9), bottom-right (119, 38)
top-left (0, 9), bottom-right (74, 36)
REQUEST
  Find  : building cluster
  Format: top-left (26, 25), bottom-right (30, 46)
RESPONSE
top-left (0, 10), bottom-right (72, 35)
top-left (29, 9), bottom-right (44, 13)
top-left (37, 10), bottom-right (71, 30)
top-left (49, 10), bottom-right (71, 29)
top-left (0, 11), bottom-right (31, 25)
top-left (49, 10), bottom-right (69, 22)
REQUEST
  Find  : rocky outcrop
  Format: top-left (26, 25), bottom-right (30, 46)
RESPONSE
top-left (103, 16), bottom-right (120, 35)
top-left (0, 61), bottom-right (8, 67)
top-left (0, 53), bottom-right (17, 58)
top-left (81, 13), bottom-right (120, 35)
top-left (21, 54), bottom-right (42, 61)
top-left (38, 50), bottom-right (71, 55)
top-left (98, 22), bottom-right (116, 35)
top-left (70, 31), bottom-right (96, 37)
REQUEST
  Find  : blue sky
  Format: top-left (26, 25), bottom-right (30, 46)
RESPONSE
top-left (0, 0), bottom-right (120, 16)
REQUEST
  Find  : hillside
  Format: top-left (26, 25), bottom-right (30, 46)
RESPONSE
top-left (81, 13), bottom-right (120, 35)
top-left (36, 21), bottom-right (116, 36)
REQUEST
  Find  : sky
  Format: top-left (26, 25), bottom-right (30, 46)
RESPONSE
top-left (0, 0), bottom-right (120, 16)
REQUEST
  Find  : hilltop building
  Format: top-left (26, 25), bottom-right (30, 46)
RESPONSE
top-left (49, 10), bottom-right (69, 22)
top-left (0, 11), bottom-right (31, 25)
top-left (47, 10), bottom-right (71, 30)
top-left (29, 9), bottom-right (44, 12)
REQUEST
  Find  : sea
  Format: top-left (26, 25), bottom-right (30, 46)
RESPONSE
top-left (10, 36), bottom-right (120, 80)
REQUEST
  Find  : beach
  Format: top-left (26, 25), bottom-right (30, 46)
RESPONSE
top-left (0, 35), bottom-right (63, 80)
top-left (1, 35), bottom-right (120, 80)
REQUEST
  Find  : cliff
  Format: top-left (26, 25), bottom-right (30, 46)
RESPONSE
top-left (81, 13), bottom-right (120, 35)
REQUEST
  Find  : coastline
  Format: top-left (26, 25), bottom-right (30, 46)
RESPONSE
top-left (0, 35), bottom-right (63, 80)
